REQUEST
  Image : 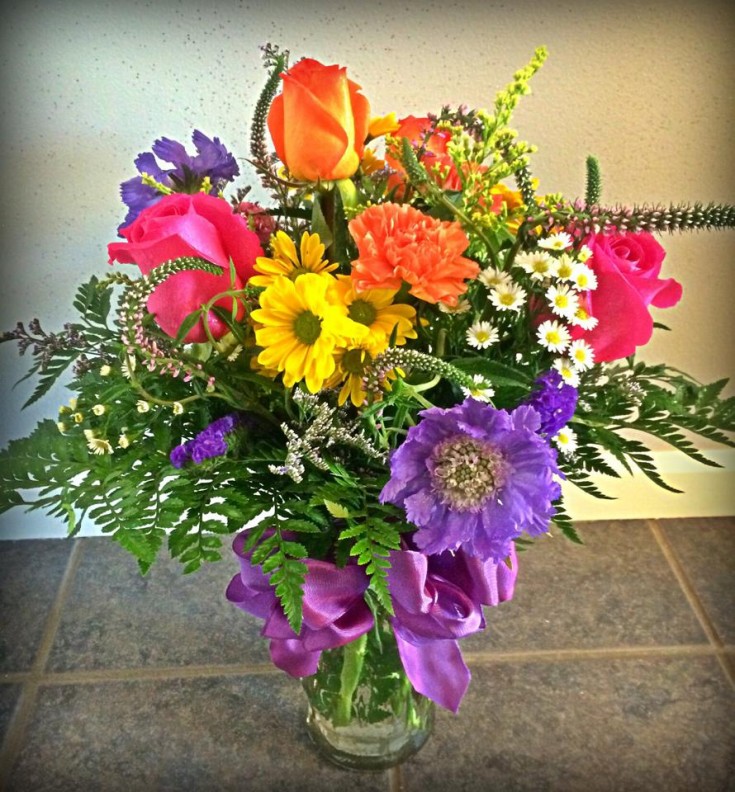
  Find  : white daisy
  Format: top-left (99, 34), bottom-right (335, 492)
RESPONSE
top-left (92, 404), bottom-right (106, 416)
top-left (99, 364), bottom-right (112, 377)
top-left (537, 231), bottom-right (573, 251)
top-left (553, 253), bottom-right (576, 281)
top-left (536, 320), bottom-right (571, 353)
top-left (87, 437), bottom-right (113, 456)
top-left (439, 298), bottom-right (472, 315)
top-left (568, 339), bottom-right (595, 371)
top-left (546, 283), bottom-right (580, 320)
top-left (553, 357), bottom-right (581, 387)
top-left (489, 282), bottom-right (527, 312)
top-left (569, 306), bottom-right (599, 330)
top-left (118, 434), bottom-right (131, 449)
top-left (553, 426), bottom-right (578, 456)
top-left (72, 412), bottom-right (84, 424)
top-left (514, 250), bottom-right (555, 280)
top-left (136, 400), bottom-right (151, 414)
top-left (571, 264), bottom-right (598, 291)
top-left (121, 356), bottom-right (137, 379)
top-left (461, 374), bottom-right (495, 402)
top-left (577, 245), bottom-right (593, 263)
top-left (83, 429), bottom-right (95, 440)
top-left (172, 401), bottom-right (185, 415)
top-left (478, 267), bottom-right (512, 290)
top-left (466, 321), bottom-right (499, 349)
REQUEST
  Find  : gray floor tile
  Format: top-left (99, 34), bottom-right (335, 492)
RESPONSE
top-left (46, 537), bottom-right (271, 672)
top-left (659, 516), bottom-right (735, 644)
top-left (0, 684), bottom-right (21, 743)
top-left (0, 538), bottom-right (73, 672)
top-left (404, 655), bottom-right (735, 792)
top-left (5, 675), bottom-right (388, 792)
top-left (462, 521), bottom-right (708, 653)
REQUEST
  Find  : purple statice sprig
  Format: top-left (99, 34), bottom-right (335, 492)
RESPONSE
top-left (118, 130), bottom-right (240, 232)
top-left (522, 369), bottom-right (578, 437)
top-left (170, 413), bottom-right (242, 469)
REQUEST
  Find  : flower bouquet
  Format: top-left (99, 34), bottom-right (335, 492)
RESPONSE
top-left (1, 44), bottom-right (734, 769)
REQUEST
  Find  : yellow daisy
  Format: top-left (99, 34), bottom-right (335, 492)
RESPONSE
top-left (330, 275), bottom-right (417, 355)
top-left (327, 343), bottom-right (397, 408)
top-left (251, 274), bottom-right (367, 393)
top-left (249, 231), bottom-right (338, 288)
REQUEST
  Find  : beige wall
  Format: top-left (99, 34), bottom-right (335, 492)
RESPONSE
top-left (0, 0), bottom-right (733, 535)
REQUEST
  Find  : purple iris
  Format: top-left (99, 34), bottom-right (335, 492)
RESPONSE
top-left (522, 369), bottom-right (578, 436)
top-left (380, 398), bottom-right (561, 562)
top-left (170, 413), bottom-right (242, 469)
top-left (118, 130), bottom-right (240, 231)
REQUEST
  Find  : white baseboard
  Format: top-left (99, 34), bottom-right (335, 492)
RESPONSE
top-left (561, 449), bottom-right (735, 521)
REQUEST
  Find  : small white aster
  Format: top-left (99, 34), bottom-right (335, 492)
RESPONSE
top-left (461, 374), bottom-right (495, 402)
top-left (568, 339), bottom-right (595, 371)
top-left (72, 412), bottom-right (84, 424)
top-left (466, 321), bottom-right (499, 349)
top-left (478, 267), bottom-right (512, 290)
top-left (536, 320), bottom-right (571, 353)
top-left (577, 245), bottom-right (593, 263)
top-left (438, 298), bottom-right (472, 315)
top-left (571, 264), bottom-right (598, 291)
top-left (514, 250), bottom-right (555, 280)
top-left (537, 231), bottom-right (573, 251)
top-left (490, 282), bottom-right (527, 312)
top-left (87, 437), bottom-right (113, 455)
top-left (92, 403), bottom-right (106, 416)
top-left (553, 426), bottom-right (578, 456)
top-left (546, 283), bottom-right (580, 320)
top-left (553, 253), bottom-right (576, 281)
top-left (172, 401), bottom-right (185, 415)
top-left (569, 306), bottom-right (599, 330)
top-left (99, 364), bottom-right (112, 377)
top-left (136, 400), bottom-right (151, 414)
top-left (121, 356), bottom-right (137, 379)
top-left (553, 357), bottom-right (581, 387)
top-left (118, 433), bottom-right (131, 449)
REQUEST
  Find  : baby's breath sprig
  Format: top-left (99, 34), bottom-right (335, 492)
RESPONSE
top-left (270, 391), bottom-right (384, 482)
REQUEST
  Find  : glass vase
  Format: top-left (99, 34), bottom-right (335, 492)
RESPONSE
top-left (302, 614), bottom-right (435, 771)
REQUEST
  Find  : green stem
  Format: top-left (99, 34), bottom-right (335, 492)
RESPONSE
top-left (334, 633), bottom-right (368, 726)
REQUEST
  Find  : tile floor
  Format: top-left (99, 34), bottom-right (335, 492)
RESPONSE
top-left (0, 518), bottom-right (733, 791)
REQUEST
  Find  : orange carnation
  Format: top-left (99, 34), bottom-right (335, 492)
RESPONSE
top-left (267, 58), bottom-right (371, 182)
top-left (349, 203), bottom-right (479, 306)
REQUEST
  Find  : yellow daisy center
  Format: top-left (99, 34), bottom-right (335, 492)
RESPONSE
top-left (293, 310), bottom-right (322, 345)
top-left (348, 299), bottom-right (378, 327)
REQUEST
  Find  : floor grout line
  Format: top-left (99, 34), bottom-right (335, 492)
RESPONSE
top-left (0, 539), bottom-right (84, 787)
top-left (647, 519), bottom-right (735, 690)
top-left (0, 643), bottom-right (722, 691)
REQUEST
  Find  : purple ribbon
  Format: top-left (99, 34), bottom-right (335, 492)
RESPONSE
top-left (226, 532), bottom-right (374, 677)
top-left (386, 544), bottom-right (518, 713)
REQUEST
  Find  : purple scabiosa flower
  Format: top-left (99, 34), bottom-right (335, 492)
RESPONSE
top-left (523, 369), bottom-right (578, 436)
top-left (118, 130), bottom-right (240, 232)
top-left (380, 399), bottom-right (561, 562)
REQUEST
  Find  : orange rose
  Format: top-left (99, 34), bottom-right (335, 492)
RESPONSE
top-left (267, 58), bottom-right (371, 182)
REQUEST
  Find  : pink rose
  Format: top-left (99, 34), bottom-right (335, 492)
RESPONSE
top-left (574, 231), bottom-right (683, 362)
top-left (108, 193), bottom-right (263, 342)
